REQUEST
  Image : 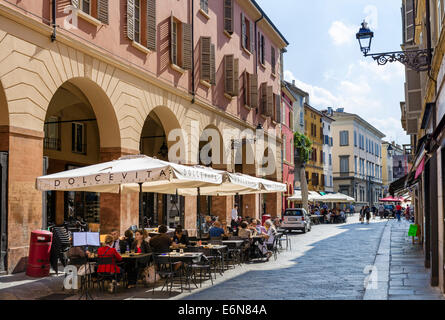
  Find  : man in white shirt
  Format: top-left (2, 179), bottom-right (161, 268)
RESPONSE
top-left (110, 229), bottom-right (122, 253)
top-left (231, 204), bottom-right (239, 221)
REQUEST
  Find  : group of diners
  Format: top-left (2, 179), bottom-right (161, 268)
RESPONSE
top-left (67, 225), bottom-right (190, 292)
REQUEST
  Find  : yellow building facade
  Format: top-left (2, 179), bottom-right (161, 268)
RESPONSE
top-left (304, 104), bottom-right (324, 192)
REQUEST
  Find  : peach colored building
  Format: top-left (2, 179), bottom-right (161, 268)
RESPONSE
top-left (0, 0), bottom-right (288, 273)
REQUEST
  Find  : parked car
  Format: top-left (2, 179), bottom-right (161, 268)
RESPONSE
top-left (281, 208), bottom-right (312, 233)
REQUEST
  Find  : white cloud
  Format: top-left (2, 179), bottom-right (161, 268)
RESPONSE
top-left (328, 21), bottom-right (357, 46)
top-left (284, 68), bottom-right (408, 144)
top-left (364, 5), bottom-right (379, 30)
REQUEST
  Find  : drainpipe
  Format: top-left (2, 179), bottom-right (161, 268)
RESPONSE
top-left (51, 0), bottom-right (57, 42)
top-left (191, 0), bottom-right (196, 104)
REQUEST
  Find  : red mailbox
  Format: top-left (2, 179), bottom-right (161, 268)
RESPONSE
top-left (262, 214), bottom-right (271, 226)
top-left (26, 230), bottom-right (53, 277)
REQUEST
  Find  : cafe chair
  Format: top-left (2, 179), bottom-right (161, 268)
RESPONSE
top-left (96, 257), bottom-right (124, 294)
top-left (189, 255), bottom-right (213, 288)
top-left (66, 256), bottom-right (95, 299)
top-left (152, 254), bottom-right (183, 296)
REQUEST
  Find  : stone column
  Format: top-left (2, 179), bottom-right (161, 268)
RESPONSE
top-left (211, 196), bottom-right (233, 224)
top-left (266, 193), bottom-right (282, 219)
top-left (6, 127), bottom-right (43, 273)
top-left (99, 148), bottom-right (139, 235)
top-left (184, 196), bottom-right (197, 237)
top-left (243, 194), bottom-right (259, 220)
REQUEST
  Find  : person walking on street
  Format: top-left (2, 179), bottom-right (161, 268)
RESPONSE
top-left (378, 204), bottom-right (385, 219)
top-left (359, 207), bottom-right (365, 224)
top-left (365, 206), bottom-right (371, 224)
top-left (395, 203), bottom-right (402, 222)
top-left (405, 205), bottom-right (411, 221)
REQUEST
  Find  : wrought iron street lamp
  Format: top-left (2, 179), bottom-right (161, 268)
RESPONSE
top-left (356, 21), bottom-right (432, 72)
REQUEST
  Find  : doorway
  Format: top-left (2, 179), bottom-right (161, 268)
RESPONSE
top-left (0, 152), bottom-right (7, 273)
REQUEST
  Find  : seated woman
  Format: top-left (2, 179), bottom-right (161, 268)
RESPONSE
top-left (127, 229), bottom-right (151, 288)
top-left (238, 222), bottom-right (252, 239)
top-left (97, 235), bottom-right (123, 293)
top-left (172, 225), bottom-right (190, 247)
top-left (263, 220), bottom-right (277, 259)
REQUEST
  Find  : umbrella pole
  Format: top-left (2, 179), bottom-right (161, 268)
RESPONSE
top-left (139, 183), bottom-right (143, 229)
top-left (197, 187), bottom-right (202, 239)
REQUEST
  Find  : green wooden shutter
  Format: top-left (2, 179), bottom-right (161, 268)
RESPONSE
top-left (271, 47), bottom-right (276, 74)
top-left (146, 0), bottom-right (156, 51)
top-left (250, 20), bottom-right (255, 53)
top-left (127, 0), bottom-right (135, 41)
top-left (241, 12), bottom-right (246, 49)
top-left (266, 86), bottom-right (273, 117)
top-left (182, 23), bottom-right (192, 70)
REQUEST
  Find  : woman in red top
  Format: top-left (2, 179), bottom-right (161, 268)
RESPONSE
top-left (127, 230), bottom-right (151, 288)
top-left (97, 235), bottom-right (123, 274)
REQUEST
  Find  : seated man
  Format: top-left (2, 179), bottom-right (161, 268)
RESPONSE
top-left (149, 225), bottom-right (172, 253)
top-left (209, 221), bottom-right (227, 238)
top-left (172, 225), bottom-right (190, 247)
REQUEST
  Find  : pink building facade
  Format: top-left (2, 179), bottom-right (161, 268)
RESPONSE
top-left (281, 84), bottom-right (295, 211)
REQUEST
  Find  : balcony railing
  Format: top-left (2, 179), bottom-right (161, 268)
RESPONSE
top-left (44, 137), bottom-right (61, 151)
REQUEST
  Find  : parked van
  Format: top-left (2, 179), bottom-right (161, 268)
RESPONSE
top-left (281, 208), bottom-right (312, 233)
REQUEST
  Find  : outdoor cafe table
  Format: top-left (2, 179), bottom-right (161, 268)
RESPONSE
top-left (161, 252), bottom-right (203, 264)
top-left (222, 240), bottom-right (244, 248)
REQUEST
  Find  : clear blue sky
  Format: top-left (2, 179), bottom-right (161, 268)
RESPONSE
top-left (256, 0), bottom-right (408, 145)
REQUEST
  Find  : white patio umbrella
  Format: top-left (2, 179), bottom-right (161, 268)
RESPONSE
top-left (319, 193), bottom-right (355, 203)
top-left (288, 190), bottom-right (323, 202)
top-left (36, 155), bottom-right (223, 227)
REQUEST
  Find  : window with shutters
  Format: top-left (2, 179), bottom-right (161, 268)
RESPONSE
top-left (72, 123), bottom-right (86, 155)
top-left (241, 13), bottom-right (254, 54)
top-left (340, 156), bottom-right (349, 173)
top-left (260, 84), bottom-right (273, 117)
top-left (72, 0), bottom-right (109, 26)
top-left (243, 72), bottom-right (258, 109)
top-left (134, 0), bottom-right (141, 43)
top-left (273, 93), bottom-right (281, 123)
top-left (126, 0), bottom-right (157, 53)
top-left (200, 37), bottom-right (215, 85)
top-left (271, 46), bottom-right (276, 75)
top-left (168, 16), bottom-right (192, 72)
top-left (259, 33), bottom-right (265, 66)
top-left (81, 0), bottom-right (91, 15)
top-left (200, 0), bottom-right (209, 14)
top-left (224, 0), bottom-right (234, 34)
top-left (224, 55), bottom-right (239, 97)
top-left (404, 0), bottom-right (415, 43)
top-left (283, 134), bottom-right (287, 162)
top-left (340, 131), bottom-right (349, 146)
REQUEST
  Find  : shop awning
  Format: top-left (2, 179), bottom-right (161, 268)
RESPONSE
top-left (288, 190), bottom-right (323, 202)
top-left (318, 193), bottom-right (355, 203)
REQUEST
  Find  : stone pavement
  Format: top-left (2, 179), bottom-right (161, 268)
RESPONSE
top-left (0, 215), bottom-right (443, 300)
top-left (387, 219), bottom-right (444, 300)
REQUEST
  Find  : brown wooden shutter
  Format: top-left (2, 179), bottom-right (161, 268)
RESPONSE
top-left (250, 20), bottom-right (255, 53)
top-left (182, 23), bottom-right (192, 70)
top-left (260, 83), bottom-right (266, 114)
top-left (275, 94), bottom-right (281, 122)
top-left (170, 14), bottom-right (177, 64)
top-left (224, 0), bottom-right (234, 34)
top-left (241, 12), bottom-right (246, 49)
top-left (244, 72), bottom-right (250, 106)
top-left (271, 47), bottom-right (276, 74)
top-left (146, 0), bottom-right (156, 51)
top-left (250, 73), bottom-right (258, 109)
top-left (97, 0), bottom-right (109, 24)
top-left (201, 36), bottom-right (211, 82)
top-left (225, 55), bottom-right (234, 95)
top-left (210, 43), bottom-right (216, 85)
top-left (233, 58), bottom-right (239, 96)
top-left (127, 0), bottom-right (135, 41)
top-left (71, 0), bottom-right (79, 8)
top-left (266, 86), bottom-right (273, 117)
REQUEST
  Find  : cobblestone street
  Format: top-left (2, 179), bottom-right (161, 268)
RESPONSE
top-left (0, 215), bottom-right (443, 300)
